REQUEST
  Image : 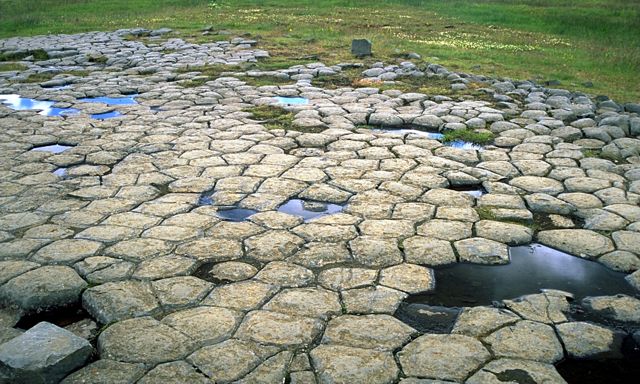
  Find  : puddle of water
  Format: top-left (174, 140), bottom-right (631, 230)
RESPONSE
top-left (394, 303), bottom-right (460, 334)
top-left (192, 262), bottom-right (226, 284)
top-left (15, 305), bottom-right (89, 330)
top-left (0, 94), bottom-right (79, 116)
top-left (216, 208), bottom-right (258, 222)
top-left (556, 352), bottom-right (640, 384)
top-left (274, 96), bottom-right (309, 105)
top-left (372, 128), bottom-right (444, 140)
top-left (53, 168), bottom-right (67, 176)
top-left (47, 85), bottom-right (72, 90)
top-left (449, 185), bottom-right (486, 198)
top-left (91, 111), bottom-right (122, 120)
top-left (31, 144), bottom-right (73, 153)
top-left (79, 95), bottom-right (138, 105)
top-left (405, 244), bottom-right (637, 308)
top-left (277, 199), bottom-right (344, 222)
top-left (445, 140), bottom-right (483, 150)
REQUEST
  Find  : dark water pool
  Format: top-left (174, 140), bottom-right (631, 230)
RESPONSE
top-left (406, 244), bottom-right (636, 308)
top-left (216, 208), bottom-right (258, 222)
top-left (449, 184), bottom-right (486, 198)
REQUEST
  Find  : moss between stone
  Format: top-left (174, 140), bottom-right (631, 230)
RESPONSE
top-left (246, 105), bottom-right (295, 130)
top-left (443, 129), bottom-right (495, 145)
top-left (0, 62), bottom-right (28, 71)
top-left (0, 49), bottom-right (49, 61)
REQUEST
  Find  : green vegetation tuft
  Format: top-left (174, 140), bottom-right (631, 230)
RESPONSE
top-left (88, 55), bottom-right (108, 64)
top-left (475, 206), bottom-right (497, 221)
top-left (17, 69), bottom-right (90, 83)
top-left (443, 129), bottom-right (495, 145)
top-left (246, 105), bottom-right (295, 131)
top-left (0, 49), bottom-right (49, 61)
top-left (0, 62), bottom-right (27, 71)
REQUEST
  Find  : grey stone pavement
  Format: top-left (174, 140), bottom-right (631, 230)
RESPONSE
top-left (0, 28), bottom-right (639, 383)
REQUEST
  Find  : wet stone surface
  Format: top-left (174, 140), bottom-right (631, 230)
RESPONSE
top-left (0, 27), bottom-right (639, 383)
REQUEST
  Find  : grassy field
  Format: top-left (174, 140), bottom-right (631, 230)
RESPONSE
top-left (0, 0), bottom-right (638, 102)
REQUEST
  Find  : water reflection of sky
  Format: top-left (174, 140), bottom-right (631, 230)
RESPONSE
top-left (278, 199), bottom-right (344, 222)
top-left (79, 95), bottom-right (138, 105)
top-left (274, 96), bottom-right (309, 105)
top-left (0, 94), bottom-right (78, 116)
top-left (372, 128), bottom-right (444, 140)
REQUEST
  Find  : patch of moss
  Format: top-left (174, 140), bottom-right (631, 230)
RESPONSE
top-left (476, 206), bottom-right (497, 221)
top-left (582, 149), bottom-right (625, 164)
top-left (246, 105), bottom-right (295, 130)
top-left (443, 128), bottom-right (495, 145)
top-left (88, 55), bottom-right (108, 64)
top-left (0, 49), bottom-right (49, 61)
top-left (0, 62), bottom-right (27, 71)
top-left (313, 68), bottom-right (361, 89)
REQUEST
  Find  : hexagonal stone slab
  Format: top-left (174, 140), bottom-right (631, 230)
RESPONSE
top-left (105, 238), bottom-right (173, 262)
top-left (342, 286), bottom-right (407, 314)
top-left (582, 294), bottom-right (640, 323)
top-left (509, 176), bottom-right (564, 196)
top-left (538, 229), bottom-right (614, 258)
top-left (474, 220), bottom-right (533, 245)
top-left (60, 359), bottom-right (146, 384)
top-left (263, 287), bottom-right (341, 319)
top-left (322, 314), bottom-right (416, 350)
top-left (0, 266), bottom-right (87, 313)
top-left (239, 350), bottom-right (292, 384)
top-left (151, 276), bottom-right (212, 310)
top-left (161, 306), bottom-right (243, 347)
top-left (245, 230), bottom-right (305, 262)
top-left (32, 239), bottom-right (102, 264)
top-left (378, 264), bottom-right (434, 294)
top-left (235, 310), bottom-right (324, 347)
top-left (202, 281), bottom-right (278, 311)
top-left (98, 317), bottom-right (195, 364)
top-left (137, 361), bottom-right (211, 384)
top-left (402, 236), bottom-right (457, 266)
top-left (483, 320), bottom-right (564, 363)
top-left (82, 280), bottom-right (161, 324)
top-left (310, 345), bottom-right (399, 384)
top-left (556, 321), bottom-right (624, 359)
top-left (398, 334), bottom-right (490, 382)
top-left (454, 237), bottom-right (509, 264)
top-left (254, 261), bottom-right (314, 288)
top-left (318, 267), bottom-right (378, 291)
top-left (451, 306), bottom-right (520, 338)
top-left (175, 238), bottom-right (243, 262)
top-left (187, 339), bottom-right (278, 383)
top-left (349, 236), bottom-right (403, 267)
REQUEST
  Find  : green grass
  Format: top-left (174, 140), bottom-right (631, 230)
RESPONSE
top-left (0, 62), bottom-right (27, 71)
top-left (0, 49), bottom-right (49, 61)
top-left (176, 63), bottom-right (295, 87)
top-left (245, 105), bottom-right (295, 130)
top-left (443, 128), bottom-right (495, 145)
top-left (16, 69), bottom-right (90, 83)
top-left (0, 0), bottom-right (638, 102)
